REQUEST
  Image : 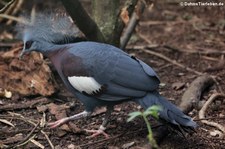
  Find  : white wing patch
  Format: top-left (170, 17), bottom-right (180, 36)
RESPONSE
top-left (68, 76), bottom-right (102, 94)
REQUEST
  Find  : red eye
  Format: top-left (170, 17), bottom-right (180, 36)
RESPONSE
top-left (25, 41), bottom-right (33, 49)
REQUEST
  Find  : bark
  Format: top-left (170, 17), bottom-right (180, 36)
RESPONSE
top-left (180, 75), bottom-right (215, 113)
top-left (92, 0), bottom-right (120, 46)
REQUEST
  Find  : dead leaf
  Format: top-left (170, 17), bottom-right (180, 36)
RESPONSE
top-left (209, 130), bottom-right (224, 138)
top-left (36, 105), bottom-right (48, 112)
top-left (67, 144), bottom-right (81, 149)
top-left (122, 141), bottom-right (135, 149)
top-left (120, 7), bottom-right (129, 25)
top-left (92, 107), bottom-right (106, 116)
top-left (172, 82), bottom-right (185, 90)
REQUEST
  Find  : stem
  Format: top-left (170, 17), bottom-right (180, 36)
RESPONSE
top-left (143, 114), bottom-right (152, 136)
top-left (142, 114), bottom-right (159, 149)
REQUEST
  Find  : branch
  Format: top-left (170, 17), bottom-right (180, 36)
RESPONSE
top-left (60, 0), bottom-right (105, 42)
top-left (180, 75), bottom-right (215, 113)
top-left (133, 47), bottom-right (203, 75)
top-left (0, 0), bottom-right (15, 13)
top-left (120, 0), bottom-right (147, 49)
top-left (0, 14), bottom-right (25, 23)
top-left (115, 0), bottom-right (138, 46)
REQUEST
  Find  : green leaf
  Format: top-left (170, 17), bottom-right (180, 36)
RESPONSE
top-left (127, 111), bottom-right (142, 122)
top-left (143, 105), bottom-right (162, 119)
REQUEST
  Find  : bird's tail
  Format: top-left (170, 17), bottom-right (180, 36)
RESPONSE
top-left (135, 91), bottom-right (197, 133)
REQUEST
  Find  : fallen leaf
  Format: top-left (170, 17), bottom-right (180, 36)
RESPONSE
top-left (67, 144), bottom-right (81, 149)
top-left (36, 105), bottom-right (48, 113)
top-left (120, 7), bottom-right (129, 25)
top-left (108, 146), bottom-right (119, 149)
top-left (209, 130), bottom-right (224, 138)
top-left (172, 82), bottom-right (185, 90)
top-left (92, 107), bottom-right (107, 116)
top-left (122, 141), bottom-right (135, 149)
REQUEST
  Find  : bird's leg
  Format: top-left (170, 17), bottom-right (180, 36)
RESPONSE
top-left (85, 106), bottom-right (113, 138)
top-left (48, 110), bottom-right (91, 128)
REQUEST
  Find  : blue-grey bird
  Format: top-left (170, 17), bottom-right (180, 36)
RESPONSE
top-left (19, 13), bottom-right (197, 138)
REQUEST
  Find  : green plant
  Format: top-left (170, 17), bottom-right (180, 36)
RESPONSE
top-left (127, 105), bottom-right (162, 149)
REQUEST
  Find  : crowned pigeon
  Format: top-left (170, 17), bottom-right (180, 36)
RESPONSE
top-left (19, 14), bottom-right (197, 138)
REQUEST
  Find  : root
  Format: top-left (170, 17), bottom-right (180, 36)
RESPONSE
top-left (199, 93), bottom-right (225, 133)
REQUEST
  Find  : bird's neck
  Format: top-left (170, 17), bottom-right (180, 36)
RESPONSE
top-left (38, 43), bottom-right (68, 57)
top-left (46, 46), bottom-right (70, 71)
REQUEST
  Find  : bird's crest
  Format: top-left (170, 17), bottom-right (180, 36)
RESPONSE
top-left (17, 11), bottom-right (84, 44)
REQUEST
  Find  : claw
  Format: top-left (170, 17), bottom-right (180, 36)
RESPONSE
top-left (85, 125), bottom-right (109, 138)
top-left (47, 118), bottom-right (69, 128)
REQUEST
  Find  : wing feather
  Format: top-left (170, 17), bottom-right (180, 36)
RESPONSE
top-left (65, 42), bottom-right (160, 101)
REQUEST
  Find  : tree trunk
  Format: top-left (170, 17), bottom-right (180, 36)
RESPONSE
top-left (61, 0), bottom-right (105, 42)
top-left (92, 0), bottom-right (120, 46)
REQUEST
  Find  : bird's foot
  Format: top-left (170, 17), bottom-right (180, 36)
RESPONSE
top-left (48, 117), bottom-right (69, 128)
top-left (85, 125), bottom-right (109, 138)
top-left (48, 111), bottom-right (91, 128)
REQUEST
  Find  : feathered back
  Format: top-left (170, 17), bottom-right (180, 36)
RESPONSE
top-left (17, 12), bottom-right (85, 44)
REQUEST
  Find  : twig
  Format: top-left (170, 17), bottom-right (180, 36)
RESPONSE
top-left (126, 44), bottom-right (160, 49)
top-left (41, 130), bottom-right (54, 149)
top-left (0, 114), bottom-right (38, 125)
top-left (6, 122), bottom-right (40, 148)
top-left (204, 58), bottom-right (225, 72)
top-left (13, 135), bottom-right (36, 148)
top-left (30, 139), bottom-right (44, 149)
top-left (79, 134), bottom-right (123, 147)
top-left (199, 93), bottom-right (225, 133)
top-left (6, 0), bottom-right (24, 25)
top-left (180, 75), bottom-right (215, 113)
top-left (164, 45), bottom-right (225, 55)
top-left (138, 32), bottom-right (154, 45)
top-left (134, 48), bottom-right (203, 75)
top-left (137, 34), bottom-right (204, 75)
top-left (116, 0), bottom-right (138, 45)
top-left (0, 0), bottom-right (15, 13)
top-left (0, 42), bottom-right (21, 48)
top-left (194, 116), bottom-right (225, 121)
top-left (0, 14), bottom-right (25, 23)
top-left (120, 0), bottom-right (147, 49)
top-left (0, 97), bottom-right (51, 112)
top-left (79, 127), bottom-right (147, 147)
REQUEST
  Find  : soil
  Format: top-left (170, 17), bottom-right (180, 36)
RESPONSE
top-left (1, 0), bottom-right (225, 149)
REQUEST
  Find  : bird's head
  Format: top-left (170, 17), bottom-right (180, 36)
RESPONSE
top-left (20, 33), bottom-right (42, 58)
top-left (18, 12), bottom-right (81, 58)
top-left (19, 26), bottom-right (52, 58)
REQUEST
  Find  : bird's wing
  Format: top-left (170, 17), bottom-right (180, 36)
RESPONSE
top-left (62, 42), bottom-right (160, 101)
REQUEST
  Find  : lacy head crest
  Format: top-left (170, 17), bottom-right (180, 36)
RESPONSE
top-left (17, 11), bottom-right (83, 44)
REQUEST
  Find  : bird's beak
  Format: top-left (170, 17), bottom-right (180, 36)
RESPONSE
top-left (19, 48), bottom-right (26, 59)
